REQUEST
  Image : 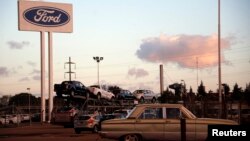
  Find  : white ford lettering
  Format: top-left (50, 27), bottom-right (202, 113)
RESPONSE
top-left (212, 129), bottom-right (247, 136)
top-left (34, 9), bottom-right (61, 23)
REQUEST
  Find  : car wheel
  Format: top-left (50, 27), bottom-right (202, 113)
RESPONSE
top-left (110, 96), bottom-right (115, 102)
top-left (97, 93), bottom-right (101, 100)
top-left (139, 97), bottom-right (144, 103)
top-left (151, 97), bottom-right (156, 103)
top-left (74, 128), bottom-right (81, 134)
top-left (92, 125), bottom-right (99, 133)
top-left (123, 134), bottom-right (141, 141)
top-left (56, 93), bottom-right (62, 97)
top-left (70, 91), bottom-right (75, 97)
top-left (85, 92), bottom-right (89, 99)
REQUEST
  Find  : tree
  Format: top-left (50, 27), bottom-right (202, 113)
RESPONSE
top-left (231, 83), bottom-right (243, 101)
top-left (244, 83), bottom-right (250, 104)
top-left (159, 88), bottom-right (174, 103)
top-left (0, 95), bottom-right (11, 107)
top-left (8, 93), bottom-right (38, 106)
top-left (222, 83), bottom-right (230, 96)
top-left (197, 81), bottom-right (206, 100)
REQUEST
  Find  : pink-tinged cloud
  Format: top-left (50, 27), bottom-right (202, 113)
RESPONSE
top-left (136, 34), bottom-right (232, 68)
top-left (19, 77), bottom-right (30, 82)
top-left (0, 67), bottom-right (9, 77)
top-left (128, 68), bottom-right (149, 78)
top-left (7, 41), bottom-right (30, 49)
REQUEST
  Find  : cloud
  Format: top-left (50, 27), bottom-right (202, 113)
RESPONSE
top-left (7, 41), bottom-right (30, 49)
top-left (136, 34), bottom-right (232, 69)
top-left (19, 77), bottom-right (30, 82)
top-left (128, 68), bottom-right (149, 78)
top-left (30, 69), bottom-right (40, 75)
top-left (0, 67), bottom-right (9, 77)
top-left (27, 61), bottom-right (36, 67)
top-left (32, 75), bottom-right (40, 81)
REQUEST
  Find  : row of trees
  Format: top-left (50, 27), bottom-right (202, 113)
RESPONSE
top-left (159, 81), bottom-right (250, 104)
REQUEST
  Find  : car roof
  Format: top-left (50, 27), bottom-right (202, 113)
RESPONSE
top-left (128, 103), bottom-right (196, 119)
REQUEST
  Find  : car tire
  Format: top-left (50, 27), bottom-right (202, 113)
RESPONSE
top-left (85, 92), bottom-right (89, 99)
top-left (56, 93), bottom-right (62, 97)
top-left (74, 128), bottom-right (81, 134)
top-left (139, 97), bottom-right (144, 103)
top-left (70, 91), bottom-right (75, 97)
top-left (92, 125), bottom-right (99, 133)
top-left (123, 134), bottom-right (141, 141)
top-left (97, 93), bottom-right (101, 100)
top-left (151, 97), bottom-right (156, 103)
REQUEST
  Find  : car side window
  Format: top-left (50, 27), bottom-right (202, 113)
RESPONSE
top-left (166, 108), bottom-right (180, 119)
top-left (139, 108), bottom-right (163, 119)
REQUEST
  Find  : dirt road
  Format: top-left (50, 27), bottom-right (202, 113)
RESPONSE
top-left (0, 123), bottom-right (115, 141)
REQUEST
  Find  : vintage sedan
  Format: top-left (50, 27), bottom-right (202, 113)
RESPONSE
top-left (99, 104), bottom-right (238, 141)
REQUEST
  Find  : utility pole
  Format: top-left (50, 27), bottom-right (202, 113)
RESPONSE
top-left (218, 0), bottom-right (223, 118)
top-left (160, 64), bottom-right (164, 96)
top-left (93, 56), bottom-right (103, 86)
top-left (196, 57), bottom-right (199, 89)
top-left (64, 57), bottom-right (76, 81)
top-left (27, 88), bottom-right (31, 126)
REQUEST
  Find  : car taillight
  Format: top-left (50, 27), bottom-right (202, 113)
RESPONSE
top-left (88, 118), bottom-right (94, 124)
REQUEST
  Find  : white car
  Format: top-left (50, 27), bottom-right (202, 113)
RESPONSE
top-left (21, 114), bottom-right (31, 121)
top-left (0, 115), bottom-right (9, 125)
top-left (88, 85), bottom-right (115, 101)
top-left (6, 114), bottom-right (22, 124)
top-left (133, 89), bottom-right (158, 103)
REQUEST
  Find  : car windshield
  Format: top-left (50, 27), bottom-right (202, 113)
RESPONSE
top-left (181, 106), bottom-right (196, 119)
top-left (90, 85), bottom-right (100, 88)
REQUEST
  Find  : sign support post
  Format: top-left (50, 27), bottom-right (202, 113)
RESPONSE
top-left (40, 31), bottom-right (46, 123)
top-left (48, 32), bottom-right (53, 123)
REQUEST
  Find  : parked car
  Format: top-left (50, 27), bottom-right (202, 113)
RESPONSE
top-left (74, 112), bottom-right (102, 134)
top-left (21, 114), bottom-right (31, 122)
top-left (116, 89), bottom-right (136, 100)
top-left (51, 106), bottom-right (79, 127)
top-left (54, 81), bottom-right (90, 98)
top-left (5, 114), bottom-right (22, 124)
top-left (87, 85), bottom-right (115, 101)
top-left (133, 90), bottom-right (158, 103)
top-left (0, 115), bottom-right (9, 125)
top-left (99, 103), bottom-right (238, 141)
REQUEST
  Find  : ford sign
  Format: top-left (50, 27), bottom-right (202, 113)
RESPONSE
top-left (23, 6), bottom-right (70, 27)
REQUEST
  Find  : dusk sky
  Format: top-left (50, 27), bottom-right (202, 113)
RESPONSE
top-left (0, 0), bottom-right (249, 97)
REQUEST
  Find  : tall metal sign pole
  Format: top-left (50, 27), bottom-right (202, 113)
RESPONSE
top-left (218, 0), bottom-right (222, 118)
top-left (41, 31), bottom-right (46, 122)
top-left (48, 32), bottom-right (53, 122)
top-left (18, 0), bottom-right (73, 123)
top-left (160, 64), bottom-right (164, 96)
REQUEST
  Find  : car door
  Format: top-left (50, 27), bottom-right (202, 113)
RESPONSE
top-left (135, 107), bottom-right (165, 141)
top-left (164, 108), bottom-right (196, 141)
top-left (164, 108), bottom-right (181, 141)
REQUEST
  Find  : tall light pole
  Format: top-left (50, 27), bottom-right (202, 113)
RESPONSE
top-left (27, 88), bottom-right (31, 126)
top-left (218, 0), bottom-right (223, 118)
top-left (93, 56), bottom-right (103, 86)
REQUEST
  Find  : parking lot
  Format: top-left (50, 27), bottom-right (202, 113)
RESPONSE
top-left (0, 123), bottom-right (115, 141)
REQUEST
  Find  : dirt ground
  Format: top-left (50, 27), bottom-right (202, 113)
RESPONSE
top-left (0, 123), bottom-right (115, 141)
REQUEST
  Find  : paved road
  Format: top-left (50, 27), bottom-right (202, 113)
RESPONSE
top-left (0, 123), bottom-right (116, 141)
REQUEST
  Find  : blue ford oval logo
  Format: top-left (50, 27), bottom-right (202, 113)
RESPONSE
top-left (23, 6), bottom-right (70, 27)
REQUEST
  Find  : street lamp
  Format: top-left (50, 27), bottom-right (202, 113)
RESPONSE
top-left (93, 56), bottom-right (103, 86)
top-left (27, 88), bottom-right (31, 126)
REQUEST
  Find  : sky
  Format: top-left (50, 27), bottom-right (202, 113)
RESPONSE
top-left (0, 0), bottom-right (249, 98)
